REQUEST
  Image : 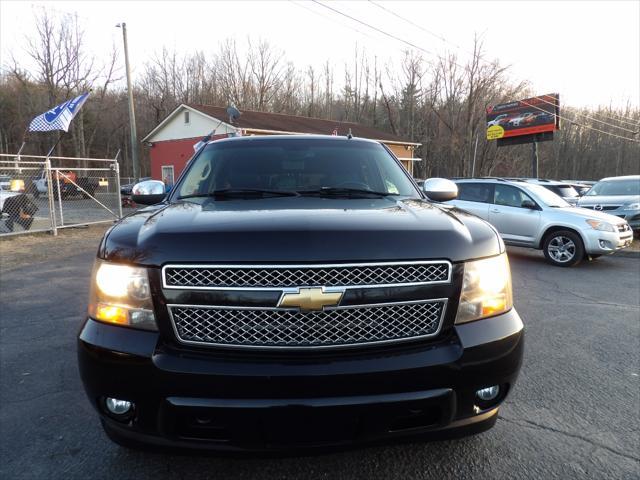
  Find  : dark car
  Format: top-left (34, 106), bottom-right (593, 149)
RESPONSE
top-left (531, 111), bottom-right (555, 124)
top-left (78, 136), bottom-right (523, 452)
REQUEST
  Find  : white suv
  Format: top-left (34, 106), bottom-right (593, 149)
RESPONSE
top-left (447, 178), bottom-right (633, 266)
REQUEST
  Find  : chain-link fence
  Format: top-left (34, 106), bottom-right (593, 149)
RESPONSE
top-left (0, 153), bottom-right (122, 236)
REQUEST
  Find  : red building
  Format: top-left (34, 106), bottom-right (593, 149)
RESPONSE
top-left (142, 104), bottom-right (421, 184)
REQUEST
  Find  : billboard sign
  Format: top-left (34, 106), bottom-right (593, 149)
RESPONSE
top-left (486, 94), bottom-right (560, 141)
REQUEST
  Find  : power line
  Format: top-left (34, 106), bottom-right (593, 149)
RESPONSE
top-left (519, 99), bottom-right (640, 143)
top-left (311, 0), bottom-right (436, 58)
top-left (289, 1), bottom-right (384, 45)
top-left (365, 2), bottom-right (640, 134)
top-left (532, 96), bottom-right (639, 134)
top-left (574, 108), bottom-right (640, 127)
top-left (311, 0), bottom-right (638, 143)
top-left (367, 1), bottom-right (464, 53)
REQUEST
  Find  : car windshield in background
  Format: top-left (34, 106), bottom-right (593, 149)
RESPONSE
top-left (174, 138), bottom-right (419, 201)
top-left (522, 184), bottom-right (570, 207)
top-left (586, 179), bottom-right (640, 196)
top-left (546, 185), bottom-right (579, 198)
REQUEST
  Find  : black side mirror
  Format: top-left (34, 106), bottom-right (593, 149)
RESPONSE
top-left (521, 200), bottom-right (537, 209)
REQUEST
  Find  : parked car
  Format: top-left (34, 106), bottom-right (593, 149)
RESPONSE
top-left (78, 135), bottom-right (524, 452)
top-left (577, 175), bottom-right (640, 232)
top-left (31, 169), bottom-right (98, 199)
top-left (505, 178), bottom-right (581, 205)
top-left (531, 111), bottom-right (555, 124)
top-left (487, 114), bottom-right (509, 127)
top-left (0, 180), bottom-right (37, 232)
top-left (0, 174), bottom-right (11, 191)
top-left (508, 112), bottom-right (535, 127)
top-left (568, 183), bottom-right (592, 196)
top-left (448, 178), bottom-right (633, 266)
top-left (0, 186), bottom-right (20, 211)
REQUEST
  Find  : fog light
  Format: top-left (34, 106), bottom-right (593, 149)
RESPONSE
top-left (105, 397), bottom-right (133, 415)
top-left (476, 385), bottom-right (500, 401)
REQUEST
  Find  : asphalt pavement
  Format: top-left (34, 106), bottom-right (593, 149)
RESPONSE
top-left (0, 240), bottom-right (638, 479)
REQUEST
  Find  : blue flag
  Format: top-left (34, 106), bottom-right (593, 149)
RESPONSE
top-left (29, 92), bottom-right (90, 132)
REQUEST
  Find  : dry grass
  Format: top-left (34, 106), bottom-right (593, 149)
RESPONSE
top-left (0, 224), bottom-right (111, 271)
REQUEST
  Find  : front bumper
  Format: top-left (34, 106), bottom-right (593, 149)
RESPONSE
top-left (610, 211), bottom-right (640, 231)
top-left (78, 309), bottom-right (524, 452)
top-left (578, 205), bottom-right (640, 231)
top-left (582, 227), bottom-right (634, 254)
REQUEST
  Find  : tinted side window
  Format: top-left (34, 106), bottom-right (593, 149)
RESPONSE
top-left (494, 185), bottom-right (534, 208)
top-left (457, 183), bottom-right (494, 203)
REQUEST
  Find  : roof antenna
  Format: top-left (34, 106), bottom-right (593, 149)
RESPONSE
top-left (226, 105), bottom-right (241, 124)
top-left (347, 128), bottom-right (353, 139)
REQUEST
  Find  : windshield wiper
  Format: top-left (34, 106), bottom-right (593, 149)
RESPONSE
top-left (178, 189), bottom-right (300, 200)
top-left (298, 187), bottom-right (398, 198)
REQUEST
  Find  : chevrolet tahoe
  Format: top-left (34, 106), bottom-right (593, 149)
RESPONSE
top-left (78, 135), bottom-right (524, 452)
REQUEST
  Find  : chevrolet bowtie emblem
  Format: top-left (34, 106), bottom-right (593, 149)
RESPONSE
top-left (277, 287), bottom-right (345, 311)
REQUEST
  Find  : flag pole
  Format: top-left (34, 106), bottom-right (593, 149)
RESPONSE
top-left (14, 125), bottom-right (30, 168)
top-left (45, 131), bottom-right (66, 158)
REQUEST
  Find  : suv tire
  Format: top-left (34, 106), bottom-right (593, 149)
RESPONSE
top-left (543, 230), bottom-right (584, 267)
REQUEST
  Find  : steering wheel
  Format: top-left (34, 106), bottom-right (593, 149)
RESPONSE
top-left (333, 181), bottom-right (371, 190)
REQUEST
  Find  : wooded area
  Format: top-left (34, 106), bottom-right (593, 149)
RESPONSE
top-left (1, 9), bottom-right (638, 180)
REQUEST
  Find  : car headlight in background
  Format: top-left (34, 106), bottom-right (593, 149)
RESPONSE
top-left (88, 260), bottom-right (157, 331)
top-left (586, 219), bottom-right (616, 232)
top-left (456, 254), bottom-right (513, 324)
top-left (624, 203), bottom-right (640, 211)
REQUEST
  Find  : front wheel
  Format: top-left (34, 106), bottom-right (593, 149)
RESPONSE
top-left (543, 230), bottom-right (584, 267)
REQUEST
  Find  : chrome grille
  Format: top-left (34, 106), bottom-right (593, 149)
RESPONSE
top-left (169, 300), bottom-right (446, 349)
top-left (585, 205), bottom-right (619, 211)
top-left (164, 262), bottom-right (451, 289)
top-left (618, 223), bottom-right (631, 233)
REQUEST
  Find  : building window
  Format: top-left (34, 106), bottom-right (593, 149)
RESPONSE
top-left (184, 111), bottom-right (190, 124)
top-left (161, 165), bottom-right (175, 186)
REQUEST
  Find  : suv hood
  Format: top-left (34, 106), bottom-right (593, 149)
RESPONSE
top-left (578, 195), bottom-right (639, 207)
top-left (101, 197), bottom-right (502, 265)
top-left (561, 206), bottom-right (629, 223)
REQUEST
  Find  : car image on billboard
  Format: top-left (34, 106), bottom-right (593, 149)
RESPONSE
top-left (486, 94), bottom-right (560, 140)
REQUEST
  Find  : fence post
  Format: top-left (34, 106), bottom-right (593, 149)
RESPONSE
top-left (114, 150), bottom-right (123, 219)
top-left (55, 169), bottom-right (64, 227)
top-left (45, 158), bottom-right (58, 236)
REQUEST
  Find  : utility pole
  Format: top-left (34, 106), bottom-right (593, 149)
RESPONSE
top-left (471, 134), bottom-right (479, 177)
top-left (117, 22), bottom-right (139, 179)
top-left (531, 140), bottom-right (539, 178)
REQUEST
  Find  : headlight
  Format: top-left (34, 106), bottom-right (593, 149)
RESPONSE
top-left (455, 254), bottom-right (513, 324)
top-left (586, 219), bottom-right (616, 232)
top-left (88, 260), bottom-right (157, 331)
top-left (625, 202), bottom-right (640, 211)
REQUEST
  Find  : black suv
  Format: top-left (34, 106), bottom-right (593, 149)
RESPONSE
top-left (78, 136), bottom-right (523, 452)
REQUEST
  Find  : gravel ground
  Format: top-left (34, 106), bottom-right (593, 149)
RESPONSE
top-left (0, 230), bottom-right (638, 479)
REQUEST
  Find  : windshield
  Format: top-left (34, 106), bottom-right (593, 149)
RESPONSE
top-left (586, 179), bottom-right (640, 196)
top-left (522, 184), bottom-right (570, 207)
top-left (174, 138), bottom-right (419, 200)
top-left (545, 185), bottom-right (579, 198)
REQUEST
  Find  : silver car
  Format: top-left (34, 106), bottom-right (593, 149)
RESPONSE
top-left (506, 178), bottom-right (581, 205)
top-left (447, 178), bottom-right (633, 266)
top-left (577, 175), bottom-right (640, 232)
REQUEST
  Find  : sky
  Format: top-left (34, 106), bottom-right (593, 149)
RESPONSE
top-left (1, 0), bottom-right (639, 110)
